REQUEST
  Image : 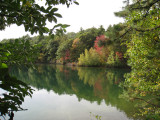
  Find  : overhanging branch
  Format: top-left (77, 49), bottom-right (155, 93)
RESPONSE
top-left (130, 0), bottom-right (160, 10)
top-left (134, 97), bottom-right (160, 108)
top-left (134, 25), bottom-right (160, 32)
top-left (115, 25), bottom-right (160, 41)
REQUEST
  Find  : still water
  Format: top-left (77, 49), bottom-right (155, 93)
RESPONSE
top-left (10, 64), bottom-right (137, 120)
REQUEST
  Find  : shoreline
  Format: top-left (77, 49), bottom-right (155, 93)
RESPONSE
top-left (35, 62), bottom-right (131, 69)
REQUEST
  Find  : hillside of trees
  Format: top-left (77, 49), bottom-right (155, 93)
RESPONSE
top-left (1, 24), bottom-right (128, 68)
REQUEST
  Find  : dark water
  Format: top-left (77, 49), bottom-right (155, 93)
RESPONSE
top-left (9, 64), bottom-right (138, 120)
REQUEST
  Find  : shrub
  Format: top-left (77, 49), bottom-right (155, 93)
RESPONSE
top-left (78, 48), bottom-right (105, 67)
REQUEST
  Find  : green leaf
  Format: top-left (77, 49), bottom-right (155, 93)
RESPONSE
top-left (54, 24), bottom-right (62, 29)
top-left (63, 29), bottom-right (66, 32)
top-left (50, 34), bottom-right (55, 38)
top-left (50, 8), bottom-right (58, 13)
top-left (1, 63), bottom-right (8, 68)
top-left (62, 24), bottom-right (70, 28)
top-left (54, 13), bottom-right (62, 18)
top-left (48, 16), bottom-right (53, 22)
top-left (1, 57), bottom-right (8, 61)
top-left (22, 0), bottom-right (27, 5)
top-left (5, 51), bottom-right (11, 56)
top-left (43, 27), bottom-right (50, 32)
top-left (24, 25), bottom-right (29, 31)
top-left (47, 6), bottom-right (52, 11)
top-left (52, 16), bottom-right (57, 23)
top-left (74, 1), bottom-right (79, 5)
top-left (40, 6), bottom-right (46, 12)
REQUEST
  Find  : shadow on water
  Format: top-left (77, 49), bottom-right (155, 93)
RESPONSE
top-left (10, 64), bottom-right (141, 120)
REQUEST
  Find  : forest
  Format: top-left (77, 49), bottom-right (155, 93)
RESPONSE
top-left (0, 0), bottom-right (160, 120)
top-left (1, 24), bottom-right (128, 68)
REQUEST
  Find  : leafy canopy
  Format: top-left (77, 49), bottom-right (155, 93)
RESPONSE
top-left (0, 0), bottom-right (78, 118)
top-left (0, 37), bottom-right (39, 117)
top-left (0, 0), bottom-right (78, 35)
top-left (119, 0), bottom-right (160, 119)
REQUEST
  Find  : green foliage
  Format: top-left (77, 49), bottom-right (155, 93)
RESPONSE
top-left (56, 38), bottom-right (73, 61)
top-left (78, 27), bottom-right (104, 50)
top-left (52, 26), bottom-right (106, 63)
top-left (105, 23), bottom-right (127, 53)
top-left (0, 0), bottom-right (78, 35)
top-left (106, 51), bottom-right (115, 65)
top-left (119, 0), bottom-right (160, 119)
top-left (114, 0), bottom-right (130, 18)
top-left (0, 36), bottom-right (40, 67)
top-left (0, 0), bottom-right (78, 118)
top-left (78, 48), bottom-right (105, 67)
top-left (0, 68), bottom-right (33, 116)
top-left (0, 36), bottom-right (40, 118)
top-left (106, 51), bottom-right (125, 68)
top-left (104, 24), bottom-right (128, 68)
top-left (26, 32), bottom-right (78, 63)
top-left (47, 40), bottom-right (59, 62)
top-left (1, 25), bottom-right (128, 67)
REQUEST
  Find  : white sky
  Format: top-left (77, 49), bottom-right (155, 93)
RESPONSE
top-left (0, 0), bottom-right (124, 41)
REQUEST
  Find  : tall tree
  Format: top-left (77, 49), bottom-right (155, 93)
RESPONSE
top-left (119, 0), bottom-right (160, 119)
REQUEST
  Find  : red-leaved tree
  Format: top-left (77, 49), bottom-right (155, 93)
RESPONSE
top-left (64, 50), bottom-right (70, 61)
top-left (94, 35), bottom-right (106, 53)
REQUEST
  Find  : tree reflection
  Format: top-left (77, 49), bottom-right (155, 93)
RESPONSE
top-left (10, 65), bottom-right (140, 119)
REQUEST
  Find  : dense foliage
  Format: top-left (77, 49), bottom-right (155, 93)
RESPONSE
top-left (78, 48), bottom-right (105, 66)
top-left (0, 0), bottom-right (78, 35)
top-left (0, 0), bottom-right (78, 118)
top-left (0, 37), bottom-right (39, 117)
top-left (118, 0), bottom-right (160, 119)
top-left (1, 25), bottom-right (128, 67)
top-left (0, 68), bottom-right (33, 116)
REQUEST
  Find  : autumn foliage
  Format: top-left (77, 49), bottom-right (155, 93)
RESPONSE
top-left (64, 50), bottom-right (70, 61)
top-left (115, 52), bottom-right (123, 60)
top-left (78, 35), bottom-right (108, 66)
top-left (94, 35), bottom-right (106, 53)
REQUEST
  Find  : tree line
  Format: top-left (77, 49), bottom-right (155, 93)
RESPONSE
top-left (1, 24), bottom-right (128, 68)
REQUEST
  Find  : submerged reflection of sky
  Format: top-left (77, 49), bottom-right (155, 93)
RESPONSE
top-left (14, 88), bottom-right (130, 120)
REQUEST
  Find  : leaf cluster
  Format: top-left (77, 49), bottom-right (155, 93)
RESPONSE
top-left (0, 0), bottom-right (78, 35)
top-left (0, 36), bottom-right (40, 117)
top-left (0, 68), bottom-right (33, 116)
top-left (118, 0), bottom-right (160, 119)
top-left (0, 36), bottom-right (40, 68)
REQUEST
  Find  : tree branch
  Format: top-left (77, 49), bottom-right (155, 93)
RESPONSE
top-left (116, 25), bottom-right (160, 42)
top-left (129, 0), bottom-right (160, 23)
top-left (134, 97), bottom-right (160, 108)
top-left (134, 25), bottom-right (160, 32)
top-left (130, 0), bottom-right (160, 10)
top-left (0, 13), bottom-right (17, 18)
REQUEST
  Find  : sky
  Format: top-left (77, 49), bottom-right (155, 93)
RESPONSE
top-left (0, 0), bottom-right (125, 41)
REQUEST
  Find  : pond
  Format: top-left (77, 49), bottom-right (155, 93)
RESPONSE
top-left (9, 64), bottom-right (138, 120)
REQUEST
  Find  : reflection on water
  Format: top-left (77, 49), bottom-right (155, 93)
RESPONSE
top-left (10, 64), bottom-right (138, 120)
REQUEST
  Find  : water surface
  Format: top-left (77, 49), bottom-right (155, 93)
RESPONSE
top-left (10, 64), bottom-right (137, 120)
